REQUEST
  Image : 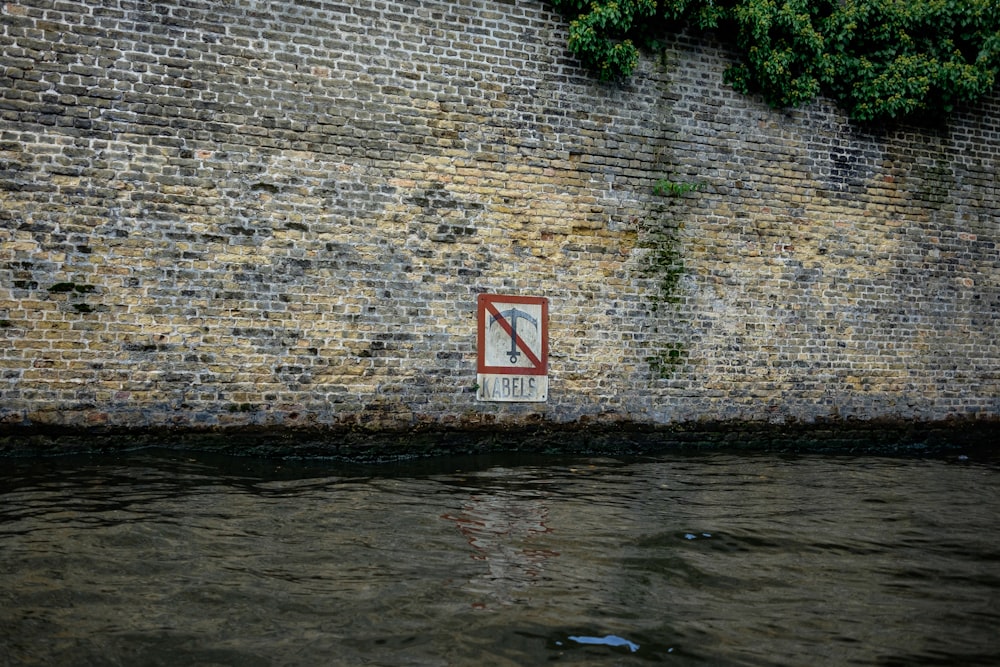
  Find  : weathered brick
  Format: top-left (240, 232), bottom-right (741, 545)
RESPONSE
top-left (0, 0), bottom-right (997, 437)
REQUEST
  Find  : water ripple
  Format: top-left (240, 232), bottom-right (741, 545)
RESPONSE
top-left (1, 448), bottom-right (998, 666)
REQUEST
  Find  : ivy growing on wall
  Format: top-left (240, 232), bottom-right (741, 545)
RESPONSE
top-left (548, 0), bottom-right (1000, 122)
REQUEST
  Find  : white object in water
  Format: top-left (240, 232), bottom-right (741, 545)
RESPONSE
top-left (568, 634), bottom-right (640, 653)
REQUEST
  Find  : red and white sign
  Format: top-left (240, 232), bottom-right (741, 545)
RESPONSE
top-left (477, 294), bottom-right (548, 402)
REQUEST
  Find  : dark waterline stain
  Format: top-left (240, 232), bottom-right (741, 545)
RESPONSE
top-left (1, 419), bottom-right (997, 461)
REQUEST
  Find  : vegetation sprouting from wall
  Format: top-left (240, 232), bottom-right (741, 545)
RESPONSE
top-left (638, 177), bottom-right (700, 379)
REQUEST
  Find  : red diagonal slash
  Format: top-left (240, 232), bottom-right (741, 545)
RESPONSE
top-left (484, 301), bottom-right (543, 369)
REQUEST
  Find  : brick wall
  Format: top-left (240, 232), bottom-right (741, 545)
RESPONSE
top-left (2, 0), bottom-right (998, 437)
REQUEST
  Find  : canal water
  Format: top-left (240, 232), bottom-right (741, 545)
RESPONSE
top-left (1, 445), bottom-right (997, 666)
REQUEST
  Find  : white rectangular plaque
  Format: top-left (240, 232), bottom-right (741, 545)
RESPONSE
top-left (476, 294), bottom-right (548, 402)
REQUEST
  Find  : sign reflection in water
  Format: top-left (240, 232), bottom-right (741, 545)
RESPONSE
top-left (442, 468), bottom-right (559, 608)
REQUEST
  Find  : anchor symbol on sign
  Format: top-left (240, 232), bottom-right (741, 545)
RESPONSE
top-left (490, 308), bottom-right (538, 364)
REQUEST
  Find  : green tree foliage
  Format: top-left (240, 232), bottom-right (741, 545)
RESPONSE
top-left (548, 0), bottom-right (1000, 122)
